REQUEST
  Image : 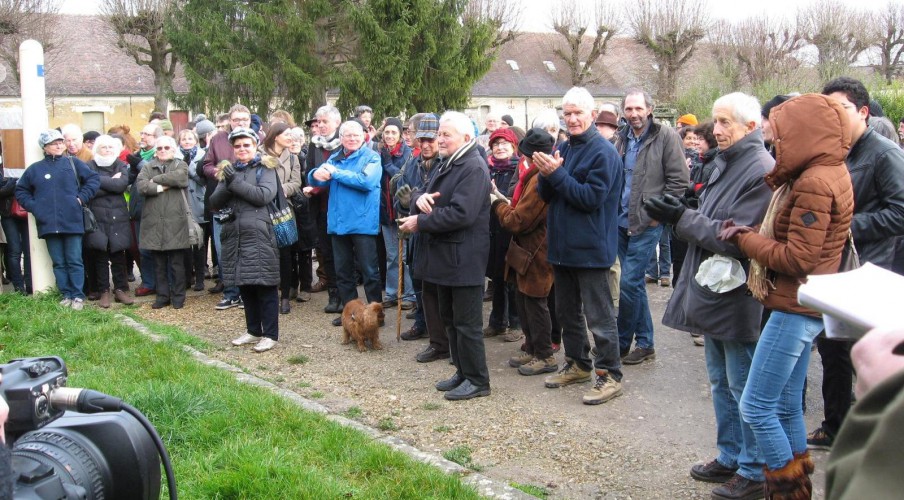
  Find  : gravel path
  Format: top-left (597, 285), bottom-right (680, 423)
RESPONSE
top-left (134, 283), bottom-right (831, 499)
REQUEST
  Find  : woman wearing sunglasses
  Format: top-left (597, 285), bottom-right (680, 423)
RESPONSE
top-left (135, 135), bottom-right (191, 309)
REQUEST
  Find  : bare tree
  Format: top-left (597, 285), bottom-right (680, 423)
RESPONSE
top-left (625, 0), bottom-right (710, 103)
top-left (872, 1), bottom-right (904, 84)
top-left (100, 0), bottom-right (176, 111)
top-left (707, 20), bottom-right (743, 90)
top-left (797, 0), bottom-right (875, 82)
top-left (549, 0), bottom-right (618, 86)
top-left (733, 15), bottom-right (805, 88)
top-left (463, 0), bottom-right (523, 49)
top-left (0, 0), bottom-right (60, 85)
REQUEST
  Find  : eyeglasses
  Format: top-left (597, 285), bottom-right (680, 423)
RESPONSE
top-left (232, 143), bottom-right (255, 150)
top-left (156, 146), bottom-right (172, 151)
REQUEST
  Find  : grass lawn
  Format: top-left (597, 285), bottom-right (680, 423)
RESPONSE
top-left (0, 293), bottom-right (479, 499)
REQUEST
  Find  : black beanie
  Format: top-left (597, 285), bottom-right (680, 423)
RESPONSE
top-left (384, 117), bottom-right (404, 132)
top-left (762, 95), bottom-right (792, 119)
top-left (519, 127), bottom-right (555, 158)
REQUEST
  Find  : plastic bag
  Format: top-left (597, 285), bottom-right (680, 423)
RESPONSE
top-left (695, 255), bottom-right (746, 293)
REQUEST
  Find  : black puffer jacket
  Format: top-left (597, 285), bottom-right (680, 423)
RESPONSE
top-left (85, 159), bottom-right (131, 253)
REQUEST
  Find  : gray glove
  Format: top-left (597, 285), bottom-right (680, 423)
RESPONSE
top-left (395, 184), bottom-right (412, 208)
top-left (222, 163), bottom-right (237, 184)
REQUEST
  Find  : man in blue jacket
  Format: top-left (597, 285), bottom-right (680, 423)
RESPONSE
top-left (534, 87), bottom-right (625, 405)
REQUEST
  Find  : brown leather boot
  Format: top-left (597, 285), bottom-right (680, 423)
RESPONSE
top-left (764, 455), bottom-right (812, 500)
top-left (113, 289), bottom-right (134, 305)
top-left (98, 291), bottom-right (111, 308)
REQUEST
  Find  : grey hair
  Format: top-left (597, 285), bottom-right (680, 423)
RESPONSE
top-left (713, 92), bottom-right (762, 127)
top-left (155, 135), bottom-right (178, 151)
top-left (869, 116), bottom-right (900, 145)
top-left (338, 120), bottom-right (364, 137)
top-left (61, 123), bottom-right (83, 139)
top-left (315, 105), bottom-right (342, 123)
top-left (288, 126), bottom-right (306, 142)
top-left (622, 88), bottom-right (654, 111)
top-left (599, 101), bottom-right (620, 118)
top-left (439, 111), bottom-right (474, 138)
top-left (92, 134), bottom-right (122, 156)
top-left (562, 87), bottom-right (595, 113)
top-left (532, 109), bottom-right (560, 137)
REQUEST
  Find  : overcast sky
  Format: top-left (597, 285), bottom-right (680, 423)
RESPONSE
top-left (62, 0), bottom-right (888, 28)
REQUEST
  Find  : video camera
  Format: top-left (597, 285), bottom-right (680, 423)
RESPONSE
top-left (1, 356), bottom-right (168, 499)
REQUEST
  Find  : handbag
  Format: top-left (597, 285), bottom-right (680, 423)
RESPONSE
top-left (257, 167), bottom-right (299, 248)
top-left (505, 239), bottom-right (538, 276)
top-left (69, 157), bottom-right (97, 233)
top-left (838, 230), bottom-right (861, 272)
top-left (10, 198), bottom-right (27, 219)
top-left (180, 189), bottom-right (203, 247)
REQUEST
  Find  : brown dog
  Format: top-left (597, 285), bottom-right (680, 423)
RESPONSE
top-left (340, 299), bottom-right (384, 352)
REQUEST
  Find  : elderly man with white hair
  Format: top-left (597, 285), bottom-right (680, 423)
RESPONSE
top-left (643, 92), bottom-right (774, 500)
top-left (532, 87), bottom-right (624, 405)
top-left (399, 111), bottom-right (491, 401)
top-left (61, 123), bottom-right (94, 162)
top-left (309, 120), bottom-right (383, 327)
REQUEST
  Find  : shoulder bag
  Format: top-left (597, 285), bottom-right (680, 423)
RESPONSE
top-left (838, 230), bottom-right (861, 272)
top-left (256, 167), bottom-right (298, 248)
top-left (180, 189), bottom-right (203, 247)
top-left (69, 157), bottom-right (98, 233)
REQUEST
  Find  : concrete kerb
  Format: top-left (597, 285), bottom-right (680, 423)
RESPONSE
top-left (116, 314), bottom-right (537, 500)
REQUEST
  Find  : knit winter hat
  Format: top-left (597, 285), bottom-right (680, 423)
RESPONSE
top-left (762, 95), bottom-right (793, 119)
top-left (519, 128), bottom-right (555, 158)
top-left (501, 114), bottom-right (514, 126)
top-left (159, 119), bottom-right (174, 131)
top-left (488, 128), bottom-right (518, 148)
top-left (384, 117), bottom-right (404, 133)
top-left (195, 119), bottom-right (216, 137)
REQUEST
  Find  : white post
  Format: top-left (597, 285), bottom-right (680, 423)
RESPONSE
top-left (19, 39), bottom-right (54, 293)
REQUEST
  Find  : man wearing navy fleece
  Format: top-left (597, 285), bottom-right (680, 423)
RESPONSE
top-left (534, 87), bottom-right (625, 405)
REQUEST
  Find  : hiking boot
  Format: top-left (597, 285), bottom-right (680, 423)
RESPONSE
top-left (711, 473), bottom-right (764, 500)
top-left (70, 298), bottom-right (85, 311)
top-left (508, 352), bottom-right (533, 368)
top-left (98, 291), bottom-right (111, 309)
top-left (216, 298), bottom-right (242, 310)
top-left (659, 276), bottom-right (671, 287)
top-left (405, 308), bottom-right (418, 319)
top-left (208, 281), bottom-right (224, 294)
top-left (482, 325), bottom-right (505, 338)
top-left (502, 329), bottom-right (524, 342)
top-left (544, 361), bottom-right (591, 388)
top-left (253, 337), bottom-right (277, 353)
top-left (690, 459), bottom-right (737, 483)
top-left (324, 288), bottom-right (342, 313)
top-left (231, 333), bottom-right (259, 346)
top-left (400, 301), bottom-right (416, 310)
top-left (622, 346), bottom-right (656, 365)
top-left (382, 298), bottom-right (398, 308)
top-left (310, 279), bottom-right (328, 293)
top-left (114, 289), bottom-right (134, 305)
top-left (519, 357), bottom-right (558, 376)
top-left (401, 326), bottom-right (428, 341)
top-left (582, 372), bottom-right (623, 404)
top-left (806, 426), bottom-right (834, 450)
top-left (645, 275), bottom-right (657, 284)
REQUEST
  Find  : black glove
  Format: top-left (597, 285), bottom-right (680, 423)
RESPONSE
top-left (126, 153), bottom-right (142, 170)
top-left (643, 193), bottom-right (686, 225)
top-left (222, 164), bottom-right (236, 184)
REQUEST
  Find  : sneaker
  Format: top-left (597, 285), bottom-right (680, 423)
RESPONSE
top-left (519, 357), bottom-right (558, 376)
top-left (544, 361), bottom-right (592, 388)
top-left (508, 352), bottom-right (533, 368)
top-left (482, 325), bottom-right (505, 338)
top-left (216, 298), bottom-right (242, 310)
top-left (711, 473), bottom-right (764, 500)
top-left (659, 277), bottom-right (671, 287)
top-left (252, 337), bottom-right (277, 353)
top-left (806, 426), bottom-right (834, 450)
top-left (231, 333), bottom-right (259, 346)
top-left (690, 459), bottom-right (737, 483)
top-left (70, 298), bottom-right (85, 311)
top-left (400, 301), bottom-right (416, 310)
top-left (582, 373), bottom-right (623, 405)
top-left (59, 298), bottom-right (73, 307)
top-left (502, 329), bottom-right (524, 342)
top-left (622, 346), bottom-right (655, 365)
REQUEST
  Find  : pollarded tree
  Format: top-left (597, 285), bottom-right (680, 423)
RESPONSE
top-left (733, 15), bottom-right (805, 89)
top-left (872, 1), bottom-right (904, 84)
top-left (625, 0), bottom-right (710, 103)
top-left (708, 20), bottom-right (743, 90)
top-left (101, 0), bottom-right (177, 112)
top-left (0, 0), bottom-right (60, 85)
top-left (797, 0), bottom-right (875, 82)
top-left (463, 0), bottom-right (521, 49)
top-left (549, 0), bottom-right (618, 87)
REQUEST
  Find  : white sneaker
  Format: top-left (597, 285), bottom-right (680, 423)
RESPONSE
top-left (59, 298), bottom-right (73, 307)
top-left (231, 333), bottom-right (259, 346)
top-left (253, 338), bottom-right (277, 353)
top-left (70, 298), bottom-right (85, 311)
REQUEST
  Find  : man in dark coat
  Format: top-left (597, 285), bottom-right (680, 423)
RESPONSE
top-left (534, 86), bottom-right (624, 405)
top-left (399, 111), bottom-right (491, 401)
top-left (645, 92), bottom-right (774, 499)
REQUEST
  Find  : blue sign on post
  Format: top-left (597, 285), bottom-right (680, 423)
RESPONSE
top-left (37, 64), bottom-right (44, 77)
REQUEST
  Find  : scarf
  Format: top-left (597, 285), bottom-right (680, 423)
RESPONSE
top-left (139, 147), bottom-right (155, 161)
top-left (94, 154), bottom-right (117, 167)
top-left (383, 142), bottom-right (403, 158)
top-left (510, 156), bottom-right (533, 208)
top-left (180, 146), bottom-right (198, 164)
top-left (747, 182), bottom-right (792, 301)
top-left (234, 154), bottom-right (261, 171)
top-left (312, 134), bottom-right (341, 151)
top-left (488, 154), bottom-right (518, 174)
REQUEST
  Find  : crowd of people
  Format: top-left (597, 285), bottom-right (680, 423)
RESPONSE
top-left (2, 74), bottom-right (904, 499)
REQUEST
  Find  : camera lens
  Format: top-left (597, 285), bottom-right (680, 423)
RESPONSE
top-left (13, 428), bottom-right (108, 498)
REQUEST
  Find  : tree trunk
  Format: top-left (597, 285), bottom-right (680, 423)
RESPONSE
top-left (154, 71), bottom-right (171, 113)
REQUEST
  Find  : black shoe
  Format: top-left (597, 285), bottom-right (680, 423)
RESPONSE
top-left (435, 373), bottom-right (465, 392)
top-left (280, 298), bottom-right (291, 315)
top-left (208, 281), bottom-right (224, 294)
top-left (192, 282), bottom-right (205, 292)
top-left (151, 300), bottom-right (171, 309)
top-left (711, 473), bottom-right (764, 500)
top-left (622, 346), bottom-right (655, 365)
top-left (416, 346), bottom-right (449, 363)
top-left (172, 301), bottom-right (184, 310)
top-left (690, 459), bottom-right (737, 483)
top-left (444, 380), bottom-right (490, 400)
top-left (401, 326), bottom-right (428, 341)
top-left (324, 288), bottom-right (342, 313)
top-left (331, 316), bottom-right (342, 327)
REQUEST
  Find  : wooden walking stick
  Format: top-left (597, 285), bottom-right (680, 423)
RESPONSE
top-left (397, 234), bottom-right (404, 342)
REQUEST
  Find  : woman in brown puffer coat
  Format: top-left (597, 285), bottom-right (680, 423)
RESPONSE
top-left (721, 94), bottom-right (854, 499)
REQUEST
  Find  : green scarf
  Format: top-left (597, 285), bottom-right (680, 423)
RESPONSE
top-left (139, 147), bottom-right (155, 161)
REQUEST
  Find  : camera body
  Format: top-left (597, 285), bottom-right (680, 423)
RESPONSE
top-left (1, 357), bottom-right (161, 500)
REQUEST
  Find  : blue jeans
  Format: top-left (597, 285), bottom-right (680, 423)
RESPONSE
top-left (44, 234), bottom-right (85, 300)
top-left (381, 223), bottom-right (414, 301)
top-left (212, 219), bottom-right (240, 301)
top-left (1, 216), bottom-right (31, 292)
top-left (645, 226), bottom-right (671, 279)
top-left (554, 266), bottom-right (621, 381)
top-left (705, 337), bottom-right (763, 481)
top-left (331, 234), bottom-right (382, 305)
top-left (617, 225), bottom-right (663, 351)
top-left (740, 311), bottom-right (823, 470)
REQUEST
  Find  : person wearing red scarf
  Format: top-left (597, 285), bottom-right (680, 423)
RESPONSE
top-left (378, 117), bottom-right (414, 309)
